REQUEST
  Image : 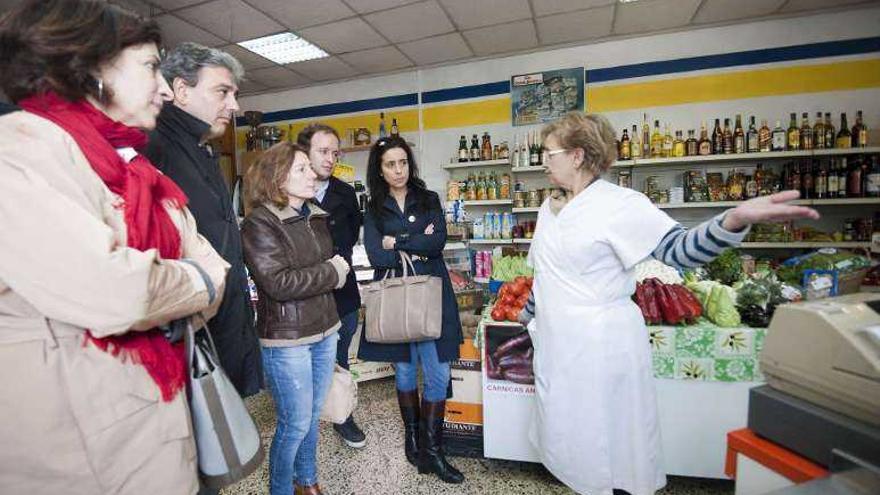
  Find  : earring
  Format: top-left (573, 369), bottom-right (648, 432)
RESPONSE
top-left (97, 78), bottom-right (104, 101)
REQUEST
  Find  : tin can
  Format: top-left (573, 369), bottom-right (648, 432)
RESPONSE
top-left (514, 191), bottom-right (526, 208)
top-left (527, 190), bottom-right (540, 208)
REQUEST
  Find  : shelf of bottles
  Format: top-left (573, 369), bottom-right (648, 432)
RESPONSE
top-left (740, 242), bottom-right (871, 249)
top-left (513, 239), bottom-right (533, 245)
top-left (443, 158), bottom-right (510, 170)
top-left (655, 198), bottom-right (880, 209)
top-left (511, 166), bottom-right (547, 173)
top-left (615, 110), bottom-right (872, 167)
top-left (462, 199), bottom-right (513, 206)
top-left (512, 207), bottom-right (541, 213)
top-left (614, 147), bottom-right (880, 169)
top-left (468, 239), bottom-right (514, 245)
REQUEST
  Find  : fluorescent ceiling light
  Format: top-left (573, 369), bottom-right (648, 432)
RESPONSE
top-left (619, 0), bottom-right (641, 3)
top-left (238, 32), bottom-right (328, 65)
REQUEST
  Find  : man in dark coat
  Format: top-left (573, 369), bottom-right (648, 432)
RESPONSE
top-left (297, 123), bottom-right (367, 448)
top-left (143, 43), bottom-right (261, 398)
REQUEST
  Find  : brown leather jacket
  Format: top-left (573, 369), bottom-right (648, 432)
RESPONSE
top-left (241, 202), bottom-right (341, 341)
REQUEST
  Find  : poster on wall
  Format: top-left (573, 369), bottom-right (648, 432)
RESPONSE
top-left (510, 68), bottom-right (584, 127)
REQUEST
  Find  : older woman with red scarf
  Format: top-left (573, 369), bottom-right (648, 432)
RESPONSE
top-left (0, 1), bottom-right (229, 494)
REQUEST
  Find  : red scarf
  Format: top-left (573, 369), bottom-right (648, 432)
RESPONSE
top-left (20, 92), bottom-right (189, 402)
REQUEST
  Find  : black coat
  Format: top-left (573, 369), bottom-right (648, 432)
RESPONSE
top-left (0, 102), bottom-right (17, 116)
top-left (357, 189), bottom-right (462, 364)
top-left (143, 104), bottom-right (262, 397)
top-left (317, 177), bottom-right (362, 317)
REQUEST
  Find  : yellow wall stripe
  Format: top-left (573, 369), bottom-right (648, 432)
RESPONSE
top-left (422, 97), bottom-right (510, 130)
top-left (587, 58), bottom-right (880, 112)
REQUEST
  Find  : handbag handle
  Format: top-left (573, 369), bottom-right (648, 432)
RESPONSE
top-left (381, 251), bottom-right (418, 281)
top-left (185, 313), bottom-right (220, 374)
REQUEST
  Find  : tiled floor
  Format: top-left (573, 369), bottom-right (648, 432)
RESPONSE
top-left (222, 377), bottom-right (734, 494)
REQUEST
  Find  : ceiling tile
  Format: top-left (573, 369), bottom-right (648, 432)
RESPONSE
top-left (109, 0), bottom-right (162, 17)
top-left (364, 1), bottom-right (454, 43)
top-left (155, 14), bottom-right (227, 48)
top-left (219, 44), bottom-right (276, 70)
top-left (344, 0), bottom-right (422, 14)
top-left (531, 0), bottom-right (614, 17)
top-left (339, 45), bottom-right (413, 73)
top-left (693, 0), bottom-right (787, 24)
top-left (248, 0), bottom-right (355, 30)
top-left (440, 0), bottom-right (532, 30)
top-left (463, 19), bottom-right (538, 56)
top-left (613, 0), bottom-right (702, 35)
top-left (297, 17), bottom-right (388, 53)
top-left (149, 0), bottom-right (204, 10)
top-left (246, 66), bottom-right (311, 88)
top-left (286, 56), bottom-right (362, 81)
top-left (397, 32), bottom-right (472, 65)
top-left (779, 0), bottom-right (874, 13)
top-left (238, 79), bottom-right (270, 95)
top-left (536, 5), bottom-right (614, 46)
top-left (175, 0), bottom-right (285, 42)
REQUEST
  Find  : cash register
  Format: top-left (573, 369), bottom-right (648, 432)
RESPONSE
top-left (749, 293), bottom-right (880, 477)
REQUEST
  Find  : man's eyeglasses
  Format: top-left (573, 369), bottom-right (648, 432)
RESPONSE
top-left (541, 148), bottom-right (569, 162)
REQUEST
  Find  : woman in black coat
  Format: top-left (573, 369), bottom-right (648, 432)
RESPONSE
top-left (358, 136), bottom-right (464, 484)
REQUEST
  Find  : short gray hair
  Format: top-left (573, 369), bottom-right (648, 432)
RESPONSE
top-left (161, 42), bottom-right (245, 87)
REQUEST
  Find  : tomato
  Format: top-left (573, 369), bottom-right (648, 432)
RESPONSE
top-left (491, 307), bottom-right (506, 322)
top-left (501, 294), bottom-right (516, 305)
top-left (506, 307), bottom-right (520, 322)
top-left (516, 295), bottom-right (529, 308)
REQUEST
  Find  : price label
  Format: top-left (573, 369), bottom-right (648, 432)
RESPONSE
top-left (810, 276), bottom-right (833, 291)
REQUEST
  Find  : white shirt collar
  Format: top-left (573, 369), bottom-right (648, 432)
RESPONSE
top-left (315, 179), bottom-right (330, 202)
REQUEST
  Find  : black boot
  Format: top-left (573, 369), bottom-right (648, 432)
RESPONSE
top-left (418, 400), bottom-right (464, 484)
top-left (396, 389), bottom-right (420, 467)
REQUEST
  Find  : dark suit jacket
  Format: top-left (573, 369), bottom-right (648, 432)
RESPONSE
top-left (317, 176), bottom-right (363, 317)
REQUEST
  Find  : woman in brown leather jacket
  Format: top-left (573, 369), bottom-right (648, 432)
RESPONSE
top-left (241, 142), bottom-right (350, 495)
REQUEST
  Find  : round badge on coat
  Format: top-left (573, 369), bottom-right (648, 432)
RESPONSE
top-left (408, 215), bottom-right (416, 223)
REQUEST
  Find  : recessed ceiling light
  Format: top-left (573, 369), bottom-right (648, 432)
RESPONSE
top-left (238, 32), bottom-right (328, 65)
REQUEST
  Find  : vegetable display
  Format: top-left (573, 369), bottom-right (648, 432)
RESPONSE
top-left (491, 255), bottom-right (533, 282)
top-left (633, 278), bottom-right (703, 326)
top-left (634, 259), bottom-right (683, 285)
top-left (487, 331), bottom-right (534, 384)
top-left (705, 249), bottom-right (744, 286)
top-left (490, 276), bottom-right (533, 322)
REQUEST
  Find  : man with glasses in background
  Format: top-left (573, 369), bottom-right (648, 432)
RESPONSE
top-left (297, 123), bottom-right (367, 449)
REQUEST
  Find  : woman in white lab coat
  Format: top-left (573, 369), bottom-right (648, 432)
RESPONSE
top-left (520, 112), bottom-right (818, 495)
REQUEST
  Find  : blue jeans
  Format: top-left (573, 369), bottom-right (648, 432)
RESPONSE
top-left (335, 311), bottom-right (360, 370)
top-left (262, 332), bottom-right (338, 494)
top-left (395, 340), bottom-right (450, 402)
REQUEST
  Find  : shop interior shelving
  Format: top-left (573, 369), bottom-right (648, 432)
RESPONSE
top-left (443, 158), bottom-right (510, 170)
top-left (655, 198), bottom-right (880, 209)
top-left (611, 146), bottom-right (880, 169)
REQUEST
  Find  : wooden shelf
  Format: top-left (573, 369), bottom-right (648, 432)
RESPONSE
top-left (511, 166), bottom-right (547, 173)
top-left (512, 207), bottom-right (541, 213)
top-left (462, 199), bottom-right (513, 206)
top-left (443, 159), bottom-right (510, 170)
top-left (655, 198), bottom-right (880, 209)
top-left (740, 242), bottom-right (870, 249)
top-left (611, 147), bottom-right (880, 169)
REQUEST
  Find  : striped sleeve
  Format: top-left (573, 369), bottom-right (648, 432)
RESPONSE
top-left (518, 289), bottom-right (536, 325)
top-left (652, 212), bottom-right (751, 269)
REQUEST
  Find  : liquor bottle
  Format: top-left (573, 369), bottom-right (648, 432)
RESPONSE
top-left (662, 124), bottom-right (674, 158)
top-left (536, 131), bottom-right (545, 166)
top-left (722, 118), bottom-right (734, 154)
top-left (827, 160), bottom-right (839, 199)
top-left (824, 112), bottom-right (835, 149)
top-left (837, 113), bottom-right (852, 149)
top-left (378, 112), bottom-right (388, 139)
top-left (789, 162), bottom-right (801, 193)
top-left (754, 163), bottom-right (765, 194)
top-left (520, 134), bottom-right (529, 168)
top-left (470, 134), bottom-right (480, 161)
top-left (799, 112), bottom-right (813, 150)
top-left (746, 116), bottom-right (759, 153)
top-left (619, 128), bottom-right (631, 160)
top-left (642, 114), bottom-right (651, 158)
top-left (848, 156), bottom-right (863, 197)
top-left (529, 132), bottom-right (539, 166)
top-left (686, 129), bottom-right (698, 156)
top-left (787, 113), bottom-right (800, 150)
top-left (487, 172), bottom-right (497, 200)
top-left (481, 132), bottom-right (492, 161)
top-left (853, 110), bottom-right (868, 147)
top-left (758, 119), bottom-right (771, 152)
top-left (712, 118), bottom-right (723, 154)
top-left (837, 158), bottom-right (848, 198)
top-left (746, 174), bottom-right (758, 199)
top-left (630, 124), bottom-right (642, 159)
top-left (734, 115), bottom-right (745, 153)
top-left (390, 118), bottom-right (399, 137)
top-left (771, 120), bottom-right (786, 151)
top-left (672, 130), bottom-right (685, 157)
top-left (458, 135), bottom-right (468, 162)
top-left (867, 156), bottom-right (880, 197)
top-left (698, 122), bottom-right (712, 155)
top-left (815, 162), bottom-right (827, 199)
top-left (466, 173), bottom-right (476, 201)
top-left (650, 120), bottom-right (663, 158)
top-left (813, 112), bottom-right (826, 149)
top-left (801, 161), bottom-right (813, 199)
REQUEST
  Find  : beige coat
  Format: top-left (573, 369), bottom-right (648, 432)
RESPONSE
top-left (0, 111), bottom-right (230, 495)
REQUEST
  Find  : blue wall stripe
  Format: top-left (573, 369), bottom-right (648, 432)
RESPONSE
top-left (239, 36), bottom-right (879, 126)
top-left (586, 36), bottom-right (880, 84)
top-left (422, 80), bottom-right (510, 104)
top-left (237, 93), bottom-right (418, 126)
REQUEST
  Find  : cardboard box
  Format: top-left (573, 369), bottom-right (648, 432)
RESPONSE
top-left (444, 340), bottom-right (484, 458)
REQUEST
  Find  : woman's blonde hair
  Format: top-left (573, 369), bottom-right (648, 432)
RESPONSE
top-left (541, 112), bottom-right (618, 175)
top-left (245, 142), bottom-right (308, 209)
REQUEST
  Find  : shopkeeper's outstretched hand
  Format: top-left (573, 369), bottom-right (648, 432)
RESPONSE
top-left (722, 190), bottom-right (820, 232)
